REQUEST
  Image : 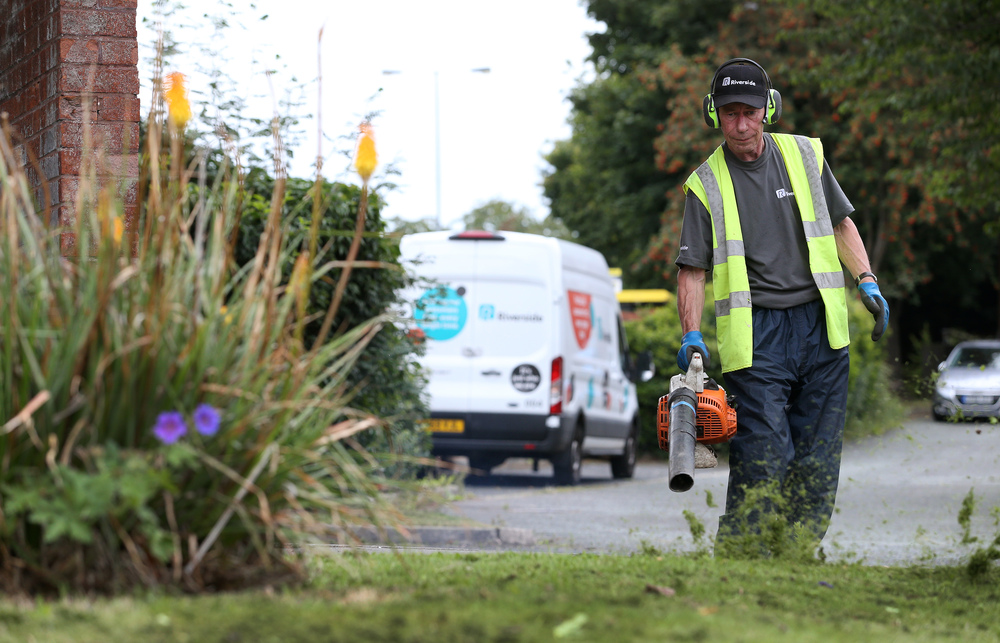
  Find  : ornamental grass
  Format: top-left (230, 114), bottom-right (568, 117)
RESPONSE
top-left (0, 73), bottom-right (404, 594)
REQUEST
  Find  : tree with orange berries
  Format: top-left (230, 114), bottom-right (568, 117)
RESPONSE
top-left (545, 0), bottom-right (998, 345)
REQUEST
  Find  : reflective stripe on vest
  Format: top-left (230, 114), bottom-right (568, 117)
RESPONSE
top-left (683, 133), bottom-right (850, 372)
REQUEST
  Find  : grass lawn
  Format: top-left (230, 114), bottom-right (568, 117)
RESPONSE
top-left (2, 549), bottom-right (998, 642)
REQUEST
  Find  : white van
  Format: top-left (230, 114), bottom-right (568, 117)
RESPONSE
top-left (399, 230), bottom-right (653, 485)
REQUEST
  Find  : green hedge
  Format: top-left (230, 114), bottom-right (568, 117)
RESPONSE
top-left (233, 176), bottom-right (430, 475)
top-left (625, 286), bottom-right (902, 455)
top-left (842, 291), bottom-right (905, 440)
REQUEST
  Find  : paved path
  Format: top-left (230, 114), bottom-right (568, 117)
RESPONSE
top-left (442, 415), bottom-right (1000, 565)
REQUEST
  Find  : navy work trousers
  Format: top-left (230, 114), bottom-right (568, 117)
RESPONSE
top-left (718, 300), bottom-right (849, 543)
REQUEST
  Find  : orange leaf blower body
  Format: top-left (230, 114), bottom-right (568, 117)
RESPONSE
top-left (655, 353), bottom-right (737, 492)
top-left (657, 383), bottom-right (737, 450)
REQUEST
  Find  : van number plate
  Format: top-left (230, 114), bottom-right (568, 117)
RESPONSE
top-left (425, 419), bottom-right (465, 433)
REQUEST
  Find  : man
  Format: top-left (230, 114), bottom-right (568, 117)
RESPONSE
top-left (674, 58), bottom-right (889, 551)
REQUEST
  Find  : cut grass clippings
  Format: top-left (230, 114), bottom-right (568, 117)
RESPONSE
top-left (1, 551), bottom-right (997, 642)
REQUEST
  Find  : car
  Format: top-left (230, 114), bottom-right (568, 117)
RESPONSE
top-left (931, 339), bottom-right (1000, 421)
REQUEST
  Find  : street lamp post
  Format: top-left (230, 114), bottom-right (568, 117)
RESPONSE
top-left (383, 67), bottom-right (490, 229)
top-left (433, 70), bottom-right (441, 229)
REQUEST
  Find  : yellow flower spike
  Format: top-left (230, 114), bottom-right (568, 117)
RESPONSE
top-left (290, 253), bottom-right (311, 316)
top-left (164, 72), bottom-right (192, 129)
top-left (354, 122), bottom-right (377, 184)
top-left (97, 189), bottom-right (122, 246)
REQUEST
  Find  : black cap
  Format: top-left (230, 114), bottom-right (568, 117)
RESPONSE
top-left (713, 62), bottom-right (768, 109)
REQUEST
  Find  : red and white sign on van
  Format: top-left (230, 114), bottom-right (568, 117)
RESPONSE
top-left (567, 290), bottom-right (592, 349)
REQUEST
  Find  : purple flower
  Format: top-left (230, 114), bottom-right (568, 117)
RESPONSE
top-left (193, 403), bottom-right (221, 436)
top-left (153, 412), bottom-right (187, 444)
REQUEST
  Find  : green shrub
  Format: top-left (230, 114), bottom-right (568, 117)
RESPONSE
top-left (232, 175), bottom-right (430, 477)
top-left (0, 109), bottom-right (404, 593)
top-left (843, 292), bottom-right (905, 439)
top-left (625, 286), bottom-right (903, 455)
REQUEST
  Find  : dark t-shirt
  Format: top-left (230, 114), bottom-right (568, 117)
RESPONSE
top-left (675, 133), bottom-right (855, 309)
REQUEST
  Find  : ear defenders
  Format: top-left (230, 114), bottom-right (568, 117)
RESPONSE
top-left (702, 58), bottom-right (782, 129)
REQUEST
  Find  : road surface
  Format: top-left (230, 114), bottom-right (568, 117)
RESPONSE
top-left (443, 414), bottom-right (1000, 565)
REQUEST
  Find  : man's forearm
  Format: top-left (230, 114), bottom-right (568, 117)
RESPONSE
top-left (834, 217), bottom-right (875, 282)
top-left (677, 266), bottom-right (707, 334)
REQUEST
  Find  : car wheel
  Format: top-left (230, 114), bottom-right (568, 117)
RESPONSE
top-left (610, 423), bottom-right (638, 479)
top-left (553, 431), bottom-right (582, 486)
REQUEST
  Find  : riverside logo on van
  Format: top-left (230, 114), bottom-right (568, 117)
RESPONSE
top-left (478, 304), bottom-right (543, 323)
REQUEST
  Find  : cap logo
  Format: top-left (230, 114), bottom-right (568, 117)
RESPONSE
top-left (721, 77), bottom-right (755, 87)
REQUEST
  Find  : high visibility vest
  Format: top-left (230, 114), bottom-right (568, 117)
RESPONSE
top-left (683, 133), bottom-right (850, 373)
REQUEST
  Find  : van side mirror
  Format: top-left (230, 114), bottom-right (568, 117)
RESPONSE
top-left (634, 350), bottom-right (655, 383)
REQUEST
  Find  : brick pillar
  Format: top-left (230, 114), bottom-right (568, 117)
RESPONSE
top-left (0, 0), bottom-right (139, 255)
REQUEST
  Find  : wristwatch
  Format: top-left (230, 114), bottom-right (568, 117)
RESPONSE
top-left (855, 271), bottom-right (877, 286)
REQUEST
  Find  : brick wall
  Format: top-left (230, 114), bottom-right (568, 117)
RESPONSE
top-left (0, 0), bottom-right (139, 255)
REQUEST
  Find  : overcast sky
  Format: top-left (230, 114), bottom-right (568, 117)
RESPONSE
top-left (137, 0), bottom-right (601, 229)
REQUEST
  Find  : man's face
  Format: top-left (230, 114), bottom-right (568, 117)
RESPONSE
top-left (719, 102), bottom-right (765, 161)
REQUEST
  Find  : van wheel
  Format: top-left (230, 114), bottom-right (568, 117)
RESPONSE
top-left (553, 432), bottom-right (582, 486)
top-left (610, 424), bottom-right (638, 479)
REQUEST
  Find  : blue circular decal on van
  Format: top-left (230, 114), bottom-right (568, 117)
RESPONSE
top-left (414, 287), bottom-right (467, 341)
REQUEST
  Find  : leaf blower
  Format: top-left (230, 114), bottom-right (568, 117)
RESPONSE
top-left (657, 353), bottom-right (737, 492)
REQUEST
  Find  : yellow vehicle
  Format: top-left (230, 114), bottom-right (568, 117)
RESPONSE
top-left (608, 268), bottom-right (673, 320)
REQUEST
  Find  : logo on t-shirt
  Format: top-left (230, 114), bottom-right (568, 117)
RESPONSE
top-left (775, 188), bottom-right (794, 199)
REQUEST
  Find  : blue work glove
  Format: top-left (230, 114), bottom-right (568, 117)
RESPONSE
top-left (858, 282), bottom-right (889, 342)
top-left (677, 330), bottom-right (711, 371)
